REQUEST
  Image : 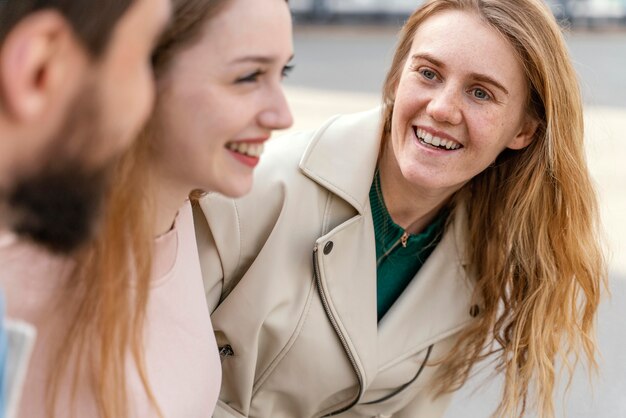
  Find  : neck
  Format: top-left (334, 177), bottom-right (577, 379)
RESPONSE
top-left (151, 164), bottom-right (191, 237)
top-left (378, 146), bottom-right (458, 235)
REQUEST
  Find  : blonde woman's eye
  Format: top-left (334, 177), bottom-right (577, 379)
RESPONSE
top-left (419, 69), bottom-right (437, 80)
top-left (471, 88), bottom-right (491, 101)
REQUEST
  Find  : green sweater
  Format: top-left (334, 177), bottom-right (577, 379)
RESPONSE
top-left (370, 172), bottom-right (447, 320)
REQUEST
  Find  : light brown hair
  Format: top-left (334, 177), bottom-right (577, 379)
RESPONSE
top-left (381, 1), bottom-right (606, 417)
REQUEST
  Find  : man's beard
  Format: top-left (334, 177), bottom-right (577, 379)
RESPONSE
top-left (7, 163), bottom-right (110, 254)
top-left (4, 87), bottom-right (118, 254)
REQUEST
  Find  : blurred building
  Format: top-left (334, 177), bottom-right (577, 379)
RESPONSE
top-left (290, 0), bottom-right (425, 15)
top-left (291, 0), bottom-right (626, 24)
top-left (564, 0), bottom-right (626, 22)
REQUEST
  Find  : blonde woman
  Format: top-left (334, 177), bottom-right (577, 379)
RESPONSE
top-left (0, 0), bottom-right (293, 417)
top-left (195, 0), bottom-right (606, 417)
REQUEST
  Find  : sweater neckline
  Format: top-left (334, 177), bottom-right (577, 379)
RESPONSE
top-left (369, 170), bottom-right (447, 257)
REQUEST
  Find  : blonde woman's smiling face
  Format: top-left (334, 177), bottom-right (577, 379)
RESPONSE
top-left (153, 0), bottom-right (294, 198)
top-left (388, 9), bottom-right (537, 195)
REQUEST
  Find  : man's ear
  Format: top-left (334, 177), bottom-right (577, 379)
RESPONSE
top-left (0, 10), bottom-right (87, 122)
top-left (507, 114), bottom-right (540, 151)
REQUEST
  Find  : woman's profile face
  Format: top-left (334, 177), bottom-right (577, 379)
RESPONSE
top-left (389, 9), bottom-right (537, 195)
top-left (153, 0), bottom-right (293, 197)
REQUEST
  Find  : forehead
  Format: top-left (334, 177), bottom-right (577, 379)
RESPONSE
top-left (409, 10), bottom-right (524, 88)
top-left (202, 0), bottom-right (293, 58)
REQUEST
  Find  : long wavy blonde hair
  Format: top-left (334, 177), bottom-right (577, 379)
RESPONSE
top-left (47, 1), bottom-right (229, 417)
top-left (381, 1), bottom-right (606, 417)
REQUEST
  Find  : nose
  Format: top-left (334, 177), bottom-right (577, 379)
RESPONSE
top-left (258, 86), bottom-right (294, 131)
top-left (426, 85), bottom-right (463, 126)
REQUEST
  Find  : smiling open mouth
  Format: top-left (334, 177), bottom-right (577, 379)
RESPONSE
top-left (414, 127), bottom-right (462, 151)
top-left (226, 142), bottom-right (265, 158)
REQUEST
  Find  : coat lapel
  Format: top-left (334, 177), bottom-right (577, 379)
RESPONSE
top-left (299, 107), bottom-right (383, 215)
top-left (302, 108), bottom-right (385, 389)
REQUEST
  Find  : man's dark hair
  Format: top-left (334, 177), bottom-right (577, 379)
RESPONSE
top-left (0, 0), bottom-right (136, 56)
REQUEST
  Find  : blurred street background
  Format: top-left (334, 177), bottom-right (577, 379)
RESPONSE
top-left (280, 1), bottom-right (626, 416)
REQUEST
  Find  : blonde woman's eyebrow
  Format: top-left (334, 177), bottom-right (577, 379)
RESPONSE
top-left (411, 53), bottom-right (510, 96)
top-left (411, 52), bottom-right (446, 69)
top-left (470, 73), bottom-right (509, 96)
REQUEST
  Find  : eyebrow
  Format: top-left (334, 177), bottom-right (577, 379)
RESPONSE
top-left (231, 54), bottom-right (295, 65)
top-left (411, 53), bottom-right (510, 96)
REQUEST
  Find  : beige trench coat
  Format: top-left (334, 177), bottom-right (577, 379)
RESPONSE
top-left (195, 108), bottom-right (479, 418)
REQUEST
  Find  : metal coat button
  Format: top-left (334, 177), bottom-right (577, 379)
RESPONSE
top-left (323, 241), bottom-right (334, 255)
top-left (218, 344), bottom-right (234, 357)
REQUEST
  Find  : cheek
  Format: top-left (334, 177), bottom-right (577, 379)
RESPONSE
top-left (107, 62), bottom-right (155, 144)
top-left (157, 96), bottom-right (236, 171)
top-left (206, 93), bottom-right (261, 139)
top-left (161, 87), bottom-right (217, 137)
top-left (478, 115), bottom-right (520, 155)
top-left (129, 67), bottom-right (155, 130)
top-left (89, 70), bottom-right (152, 163)
top-left (393, 84), bottom-right (430, 127)
top-left (394, 79), bottom-right (417, 112)
top-left (466, 110), bottom-right (502, 146)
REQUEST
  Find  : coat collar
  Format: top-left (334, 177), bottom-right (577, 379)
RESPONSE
top-left (299, 107), bottom-right (384, 215)
top-left (299, 107), bottom-right (470, 267)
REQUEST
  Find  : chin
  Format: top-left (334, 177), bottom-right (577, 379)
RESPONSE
top-left (216, 180), bottom-right (253, 199)
top-left (403, 169), bottom-right (450, 191)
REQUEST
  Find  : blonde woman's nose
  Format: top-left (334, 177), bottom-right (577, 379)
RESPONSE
top-left (426, 86), bottom-right (463, 126)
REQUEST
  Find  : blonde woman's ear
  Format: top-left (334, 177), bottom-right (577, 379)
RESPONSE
top-left (508, 115), bottom-right (539, 150)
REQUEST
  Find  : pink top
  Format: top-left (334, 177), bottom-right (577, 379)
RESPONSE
top-left (0, 201), bottom-right (221, 417)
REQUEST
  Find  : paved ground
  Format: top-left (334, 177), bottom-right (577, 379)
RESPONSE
top-left (444, 272), bottom-right (626, 418)
top-left (283, 24), bottom-right (626, 417)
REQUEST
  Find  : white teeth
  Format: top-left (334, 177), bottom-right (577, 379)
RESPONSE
top-left (227, 142), bottom-right (265, 158)
top-left (250, 144), bottom-right (264, 157)
top-left (414, 127), bottom-right (461, 151)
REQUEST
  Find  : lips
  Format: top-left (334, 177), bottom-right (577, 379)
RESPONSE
top-left (414, 127), bottom-right (462, 150)
top-left (225, 138), bottom-right (269, 169)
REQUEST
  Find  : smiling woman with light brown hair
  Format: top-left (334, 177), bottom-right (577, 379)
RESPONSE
top-left (196, 0), bottom-right (606, 417)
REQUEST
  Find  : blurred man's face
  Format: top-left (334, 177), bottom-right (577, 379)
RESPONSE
top-left (77, 0), bottom-right (171, 169)
top-left (2, 0), bottom-right (170, 252)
